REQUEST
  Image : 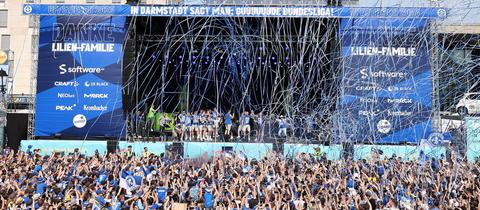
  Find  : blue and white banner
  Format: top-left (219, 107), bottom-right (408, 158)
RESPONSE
top-left (22, 4), bottom-right (447, 19)
top-left (339, 18), bottom-right (432, 143)
top-left (35, 16), bottom-right (126, 138)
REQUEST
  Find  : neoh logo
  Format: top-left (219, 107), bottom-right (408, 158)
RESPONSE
top-left (73, 114), bottom-right (87, 128)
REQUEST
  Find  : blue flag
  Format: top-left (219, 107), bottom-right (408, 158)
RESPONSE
top-left (119, 169), bottom-right (142, 192)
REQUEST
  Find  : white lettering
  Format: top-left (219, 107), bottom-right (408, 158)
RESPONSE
top-left (351, 47), bottom-right (416, 57)
top-left (83, 105), bottom-right (108, 111)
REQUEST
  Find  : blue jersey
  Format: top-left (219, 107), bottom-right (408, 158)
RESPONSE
top-left (36, 182), bottom-right (46, 194)
top-left (185, 116), bottom-right (192, 126)
top-left (242, 115), bottom-right (250, 125)
top-left (156, 187), bottom-right (167, 202)
top-left (279, 119), bottom-right (288, 129)
top-left (225, 114), bottom-right (232, 125)
top-left (204, 192), bottom-right (214, 208)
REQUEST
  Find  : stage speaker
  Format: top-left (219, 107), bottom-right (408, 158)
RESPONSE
top-left (107, 140), bottom-right (118, 153)
top-left (272, 142), bottom-right (283, 154)
top-left (169, 142), bottom-right (184, 158)
top-left (222, 146), bottom-right (233, 152)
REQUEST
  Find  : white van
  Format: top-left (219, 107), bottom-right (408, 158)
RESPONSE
top-left (456, 92), bottom-right (480, 116)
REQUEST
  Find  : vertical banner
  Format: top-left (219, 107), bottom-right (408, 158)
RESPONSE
top-left (35, 16), bottom-right (126, 138)
top-left (339, 18), bottom-right (432, 143)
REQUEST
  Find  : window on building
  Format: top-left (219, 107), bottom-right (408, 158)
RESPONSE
top-left (0, 10), bottom-right (7, 28)
top-left (1, 34), bottom-right (10, 51)
top-left (25, 0), bottom-right (34, 3)
top-left (56, 0), bottom-right (65, 3)
top-left (0, 0), bottom-right (5, 3)
top-left (112, 0), bottom-right (121, 3)
top-left (86, 0), bottom-right (95, 3)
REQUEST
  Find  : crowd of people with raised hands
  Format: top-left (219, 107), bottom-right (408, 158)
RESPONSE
top-left (1, 146), bottom-right (479, 210)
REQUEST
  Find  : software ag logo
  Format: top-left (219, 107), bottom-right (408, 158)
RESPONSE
top-left (59, 64), bottom-right (105, 75)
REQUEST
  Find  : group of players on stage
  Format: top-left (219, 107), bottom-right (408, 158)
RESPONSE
top-left (142, 105), bottom-right (292, 142)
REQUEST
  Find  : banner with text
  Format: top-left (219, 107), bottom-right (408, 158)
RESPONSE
top-left (35, 16), bottom-right (126, 138)
top-left (22, 4), bottom-right (447, 19)
top-left (339, 18), bottom-right (432, 143)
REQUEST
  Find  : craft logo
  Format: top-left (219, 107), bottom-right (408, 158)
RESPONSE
top-left (377, 119), bottom-right (391, 134)
top-left (72, 114), bottom-right (87, 128)
top-left (54, 81), bottom-right (79, 87)
top-left (23, 5), bottom-right (33, 14)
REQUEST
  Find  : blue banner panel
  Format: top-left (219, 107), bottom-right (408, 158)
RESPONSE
top-left (35, 16), bottom-right (126, 138)
top-left (22, 4), bottom-right (447, 19)
top-left (339, 18), bottom-right (432, 143)
top-left (21, 140), bottom-right (107, 156)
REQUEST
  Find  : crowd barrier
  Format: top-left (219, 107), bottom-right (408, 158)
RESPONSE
top-left (20, 140), bottom-right (446, 160)
top-left (20, 140), bottom-right (107, 156)
top-left (466, 117), bottom-right (480, 162)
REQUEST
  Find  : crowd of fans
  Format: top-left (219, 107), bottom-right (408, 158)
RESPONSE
top-left (1, 146), bottom-right (479, 209)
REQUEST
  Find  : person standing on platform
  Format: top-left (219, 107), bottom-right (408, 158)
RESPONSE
top-left (277, 115), bottom-right (288, 137)
top-left (238, 111), bottom-right (251, 141)
top-left (212, 108), bottom-right (220, 140)
top-left (224, 111), bottom-right (234, 141)
top-left (256, 112), bottom-right (265, 142)
top-left (146, 104), bottom-right (159, 133)
top-left (184, 112), bottom-right (192, 141)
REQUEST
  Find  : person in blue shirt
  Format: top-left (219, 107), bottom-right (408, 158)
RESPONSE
top-left (277, 115), bottom-right (288, 137)
top-left (238, 111), bottom-right (251, 141)
top-left (204, 186), bottom-right (214, 210)
top-left (156, 181), bottom-right (167, 204)
top-left (224, 111), bottom-right (234, 140)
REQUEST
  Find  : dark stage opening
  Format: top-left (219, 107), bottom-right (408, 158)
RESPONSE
top-left (123, 16), bottom-right (340, 119)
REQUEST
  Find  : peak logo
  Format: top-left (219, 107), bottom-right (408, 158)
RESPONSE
top-left (84, 93), bottom-right (108, 99)
top-left (55, 104), bottom-right (76, 111)
top-left (59, 64), bottom-right (105, 75)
